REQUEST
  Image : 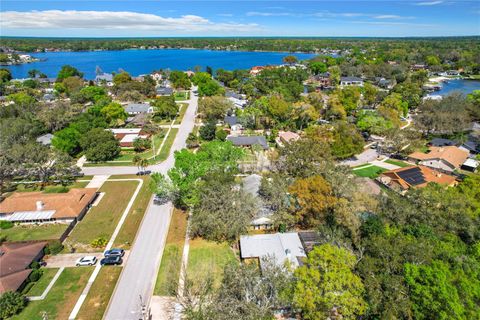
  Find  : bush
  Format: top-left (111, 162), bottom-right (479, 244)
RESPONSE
top-left (28, 269), bottom-right (43, 282)
top-left (0, 291), bottom-right (27, 319)
top-left (29, 261), bottom-right (40, 270)
top-left (0, 220), bottom-right (13, 229)
top-left (44, 240), bottom-right (64, 255)
top-left (91, 237), bottom-right (107, 248)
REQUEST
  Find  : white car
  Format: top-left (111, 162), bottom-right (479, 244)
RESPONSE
top-left (76, 256), bottom-right (97, 266)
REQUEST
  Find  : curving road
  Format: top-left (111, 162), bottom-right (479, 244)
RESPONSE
top-left (101, 90), bottom-right (198, 320)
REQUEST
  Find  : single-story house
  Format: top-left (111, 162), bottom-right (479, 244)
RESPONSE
top-left (0, 241), bottom-right (47, 294)
top-left (242, 174), bottom-right (273, 230)
top-left (276, 131), bottom-right (300, 147)
top-left (109, 128), bottom-right (151, 148)
top-left (429, 138), bottom-right (456, 147)
top-left (460, 140), bottom-right (479, 154)
top-left (377, 78), bottom-right (394, 89)
top-left (461, 158), bottom-right (479, 172)
top-left (0, 188), bottom-right (97, 224)
top-left (340, 76), bottom-right (364, 87)
top-left (412, 64), bottom-right (428, 71)
top-left (156, 87), bottom-right (173, 96)
top-left (377, 165), bottom-right (457, 193)
top-left (408, 146), bottom-right (469, 172)
top-left (43, 93), bottom-right (55, 102)
top-left (227, 96), bottom-right (248, 109)
top-left (227, 135), bottom-right (268, 150)
top-left (124, 103), bottom-right (153, 115)
top-left (95, 73), bottom-right (113, 85)
top-left (250, 66), bottom-right (265, 76)
top-left (37, 78), bottom-right (56, 84)
top-left (224, 115), bottom-right (238, 127)
top-left (36, 133), bottom-right (54, 146)
top-left (239, 233), bottom-right (306, 270)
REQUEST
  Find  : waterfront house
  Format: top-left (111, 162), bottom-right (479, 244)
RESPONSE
top-left (95, 73), bottom-right (114, 86)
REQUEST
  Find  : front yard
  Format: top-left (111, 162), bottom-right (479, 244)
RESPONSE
top-left (11, 267), bottom-right (93, 320)
top-left (353, 165), bottom-right (387, 178)
top-left (1, 224), bottom-right (68, 242)
top-left (23, 268), bottom-right (59, 296)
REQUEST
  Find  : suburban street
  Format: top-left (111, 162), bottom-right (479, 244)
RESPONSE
top-left (101, 91), bottom-right (198, 319)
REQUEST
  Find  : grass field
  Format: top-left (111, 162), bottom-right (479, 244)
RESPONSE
top-left (174, 91), bottom-right (189, 101)
top-left (11, 267), bottom-right (93, 320)
top-left (1, 224), bottom-right (68, 242)
top-left (187, 239), bottom-right (236, 289)
top-left (64, 180), bottom-right (138, 252)
top-left (353, 165), bottom-right (387, 178)
top-left (157, 128), bottom-right (179, 161)
top-left (154, 209), bottom-right (187, 296)
top-left (113, 176), bottom-right (152, 249)
top-left (384, 159), bottom-right (411, 168)
top-left (174, 103), bottom-right (188, 124)
top-left (13, 180), bottom-right (90, 193)
top-left (76, 266), bottom-right (122, 320)
top-left (23, 268), bottom-right (60, 296)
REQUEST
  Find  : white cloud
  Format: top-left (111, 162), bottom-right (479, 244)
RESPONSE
top-left (415, 1), bottom-right (444, 6)
top-left (0, 10), bottom-right (259, 33)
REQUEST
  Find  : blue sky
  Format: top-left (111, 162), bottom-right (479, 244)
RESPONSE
top-left (1, 1), bottom-right (479, 37)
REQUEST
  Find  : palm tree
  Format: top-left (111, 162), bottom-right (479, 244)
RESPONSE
top-left (132, 155), bottom-right (142, 172)
top-left (139, 158), bottom-right (149, 172)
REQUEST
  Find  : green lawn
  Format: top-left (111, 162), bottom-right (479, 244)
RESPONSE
top-left (64, 180), bottom-right (138, 252)
top-left (13, 180), bottom-right (90, 193)
top-left (353, 165), bottom-right (387, 178)
top-left (77, 266), bottom-right (122, 320)
top-left (174, 91), bottom-right (189, 101)
top-left (384, 159), bottom-right (411, 168)
top-left (11, 267), bottom-right (93, 320)
top-left (187, 239), bottom-right (236, 289)
top-left (23, 268), bottom-right (60, 296)
top-left (154, 209), bottom-right (187, 296)
top-left (113, 176), bottom-right (153, 249)
top-left (1, 224), bottom-right (68, 242)
top-left (157, 128), bottom-right (179, 161)
top-left (174, 103), bottom-right (188, 124)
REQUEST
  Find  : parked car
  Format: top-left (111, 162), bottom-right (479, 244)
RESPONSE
top-left (76, 256), bottom-right (97, 266)
top-left (100, 256), bottom-right (123, 266)
top-left (153, 194), bottom-right (167, 205)
top-left (136, 170), bottom-right (152, 176)
top-left (104, 248), bottom-right (125, 257)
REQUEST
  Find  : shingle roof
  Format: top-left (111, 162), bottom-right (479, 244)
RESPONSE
top-left (227, 135), bottom-right (268, 149)
top-left (409, 146), bottom-right (469, 169)
top-left (124, 103), bottom-right (151, 114)
top-left (224, 116), bottom-right (238, 127)
top-left (341, 76), bottom-right (363, 82)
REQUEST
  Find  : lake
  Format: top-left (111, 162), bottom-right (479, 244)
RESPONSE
top-left (436, 79), bottom-right (480, 95)
top-left (5, 49), bottom-right (316, 79)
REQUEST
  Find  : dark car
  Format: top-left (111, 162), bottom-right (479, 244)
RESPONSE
top-left (100, 256), bottom-right (123, 266)
top-left (136, 170), bottom-right (152, 176)
top-left (104, 248), bottom-right (125, 257)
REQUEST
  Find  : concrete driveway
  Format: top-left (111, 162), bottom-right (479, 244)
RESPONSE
top-left (45, 251), bottom-right (130, 268)
top-left (340, 148), bottom-right (379, 167)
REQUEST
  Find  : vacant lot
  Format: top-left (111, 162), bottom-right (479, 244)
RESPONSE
top-left (353, 165), bottom-right (387, 178)
top-left (1, 224), bottom-right (68, 242)
top-left (65, 180), bottom-right (137, 252)
top-left (11, 267), bottom-right (92, 320)
top-left (113, 176), bottom-right (152, 249)
top-left (23, 268), bottom-right (60, 296)
top-left (187, 239), bottom-right (236, 289)
top-left (77, 266), bottom-right (122, 320)
top-left (154, 209), bottom-right (188, 296)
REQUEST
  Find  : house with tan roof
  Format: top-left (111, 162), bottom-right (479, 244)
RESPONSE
top-left (408, 146), bottom-right (469, 172)
top-left (276, 131), bottom-right (300, 147)
top-left (0, 241), bottom-right (47, 294)
top-left (0, 188), bottom-right (97, 224)
top-left (377, 165), bottom-right (457, 194)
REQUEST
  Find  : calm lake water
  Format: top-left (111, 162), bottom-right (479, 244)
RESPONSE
top-left (6, 49), bottom-right (316, 79)
top-left (436, 79), bottom-right (480, 95)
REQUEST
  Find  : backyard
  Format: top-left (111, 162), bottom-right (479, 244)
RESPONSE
top-left (154, 209), bottom-right (188, 296)
top-left (63, 180), bottom-right (138, 252)
top-left (1, 224), bottom-right (68, 242)
top-left (11, 267), bottom-right (93, 320)
top-left (353, 165), bottom-right (387, 178)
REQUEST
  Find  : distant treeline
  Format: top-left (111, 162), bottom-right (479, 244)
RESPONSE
top-left (1, 36), bottom-right (479, 54)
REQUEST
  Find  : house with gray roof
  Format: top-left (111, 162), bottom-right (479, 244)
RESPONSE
top-left (340, 76), bottom-right (364, 87)
top-left (227, 135), bottom-right (268, 149)
top-left (240, 233), bottom-right (306, 270)
top-left (95, 73), bottom-right (113, 83)
top-left (124, 103), bottom-right (153, 115)
top-left (156, 87), bottom-right (173, 96)
top-left (36, 133), bottom-right (54, 146)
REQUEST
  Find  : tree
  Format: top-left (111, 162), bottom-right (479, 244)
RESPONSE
top-left (198, 96), bottom-right (231, 121)
top-left (133, 137), bottom-right (151, 152)
top-left (0, 68), bottom-right (12, 83)
top-left (215, 128), bottom-right (227, 141)
top-left (293, 244), bottom-right (366, 320)
top-left (288, 175), bottom-right (338, 226)
top-left (78, 85), bottom-right (107, 103)
top-left (57, 65), bottom-right (83, 81)
top-left (52, 127), bottom-right (82, 155)
top-left (80, 128), bottom-right (120, 162)
top-left (101, 102), bottom-right (128, 126)
top-left (198, 79), bottom-right (224, 96)
top-left (308, 61), bottom-right (327, 75)
top-left (62, 76), bottom-right (84, 95)
top-left (169, 70), bottom-right (191, 90)
top-left (199, 121), bottom-right (217, 141)
top-left (282, 55), bottom-right (298, 65)
top-left (329, 122), bottom-right (364, 159)
top-left (362, 83), bottom-right (379, 106)
top-left (113, 72), bottom-right (132, 85)
top-left (0, 291), bottom-right (27, 319)
top-left (152, 96), bottom-right (178, 120)
top-left (149, 173), bottom-right (177, 202)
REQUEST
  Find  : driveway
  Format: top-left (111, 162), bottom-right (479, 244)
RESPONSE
top-left (45, 251), bottom-right (130, 268)
top-left (103, 90), bottom-right (198, 319)
top-left (340, 148), bottom-right (379, 167)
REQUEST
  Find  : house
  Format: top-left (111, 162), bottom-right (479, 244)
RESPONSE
top-left (156, 87), bottom-right (173, 96)
top-left (315, 72), bottom-right (332, 88)
top-left (36, 133), bottom-right (54, 146)
top-left (408, 146), bottom-right (469, 172)
top-left (429, 138), bottom-right (456, 147)
top-left (185, 70), bottom-right (195, 77)
top-left (461, 158), bottom-right (479, 172)
top-left (249, 66), bottom-right (265, 76)
top-left (242, 174), bottom-right (273, 230)
top-left (43, 93), bottom-right (55, 102)
top-left (151, 72), bottom-right (163, 81)
top-left (239, 233), bottom-right (306, 270)
top-left (227, 135), bottom-right (268, 150)
top-left (460, 140), bottom-right (479, 155)
top-left (109, 128), bottom-right (151, 148)
top-left (412, 64), bottom-right (428, 71)
top-left (95, 73), bottom-right (114, 85)
top-left (377, 78), bottom-right (394, 89)
top-left (377, 165), bottom-right (457, 193)
top-left (0, 188), bottom-right (97, 224)
top-left (0, 241), bottom-right (47, 294)
top-left (276, 131), bottom-right (300, 147)
top-left (340, 76), bottom-right (364, 87)
top-left (124, 103), bottom-right (153, 115)
top-left (227, 96), bottom-right (248, 108)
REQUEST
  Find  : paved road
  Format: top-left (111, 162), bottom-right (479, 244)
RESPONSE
top-left (103, 91), bottom-right (198, 320)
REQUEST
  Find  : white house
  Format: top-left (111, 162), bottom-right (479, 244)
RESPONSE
top-left (340, 76), bottom-right (364, 87)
